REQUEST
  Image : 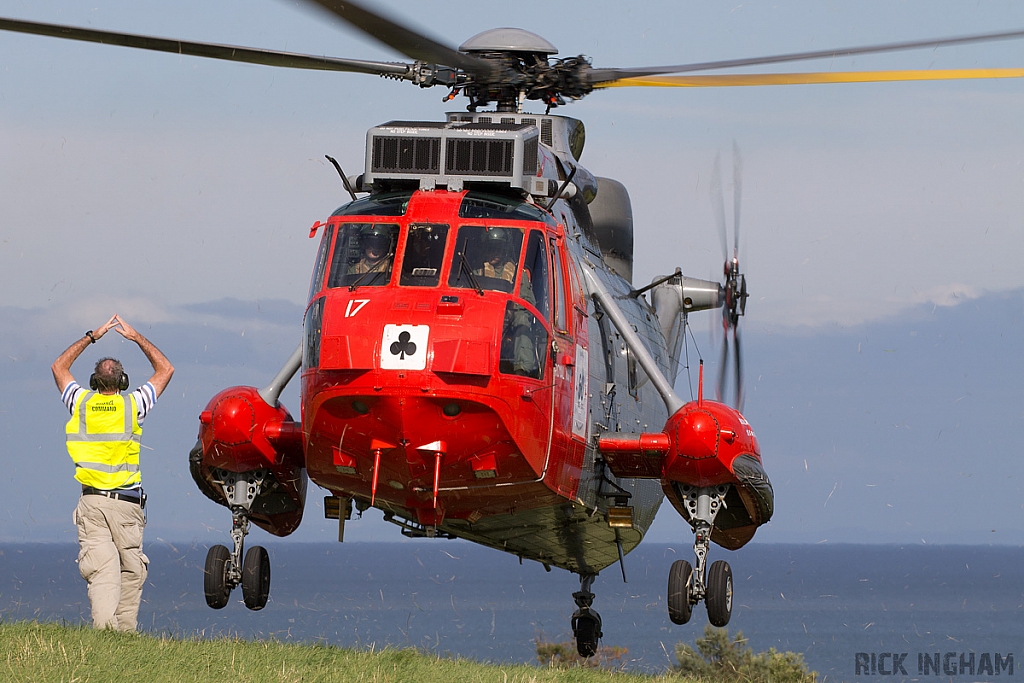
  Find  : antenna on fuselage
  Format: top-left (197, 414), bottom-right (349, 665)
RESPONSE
top-left (325, 154), bottom-right (359, 202)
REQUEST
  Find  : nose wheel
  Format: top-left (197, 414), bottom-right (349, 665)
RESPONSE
top-left (668, 485), bottom-right (733, 627)
top-left (571, 573), bottom-right (603, 657)
top-left (203, 470), bottom-right (272, 611)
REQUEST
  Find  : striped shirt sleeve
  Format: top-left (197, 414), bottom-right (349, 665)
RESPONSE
top-left (61, 381), bottom-right (83, 414)
top-left (132, 382), bottom-right (157, 424)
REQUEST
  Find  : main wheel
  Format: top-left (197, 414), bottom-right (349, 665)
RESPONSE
top-left (667, 559), bottom-right (694, 625)
top-left (203, 544), bottom-right (231, 609)
top-left (241, 545), bottom-right (271, 611)
top-left (572, 609), bottom-right (602, 658)
top-left (706, 560), bottom-right (733, 627)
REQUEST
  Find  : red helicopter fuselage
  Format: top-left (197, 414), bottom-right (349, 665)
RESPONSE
top-left (191, 110), bottom-right (772, 582)
top-left (193, 178), bottom-right (772, 575)
top-left (303, 189), bottom-right (587, 531)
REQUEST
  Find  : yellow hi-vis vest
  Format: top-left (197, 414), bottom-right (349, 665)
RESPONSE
top-left (65, 390), bottom-right (142, 489)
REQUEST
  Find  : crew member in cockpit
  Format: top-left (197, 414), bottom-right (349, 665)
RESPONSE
top-left (349, 225), bottom-right (393, 277)
top-left (475, 228), bottom-right (538, 304)
top-left (477, 228), bottom-right (519, 285)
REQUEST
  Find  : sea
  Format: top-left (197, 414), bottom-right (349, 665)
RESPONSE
top-left (2, 542), bottom-right (1022, 682)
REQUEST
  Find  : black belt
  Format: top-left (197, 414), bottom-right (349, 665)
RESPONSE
top-left (82, 487), bottom-right (146, 508)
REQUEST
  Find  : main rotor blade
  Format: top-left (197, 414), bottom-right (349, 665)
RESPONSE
top-left (597, 68), bottom-right (1024, 88)
top-left (304, 0), bottom-right (496, 79)
top-left (587, 27), bottom-right (1024, 85)
top-left (0, 16), bottom-right (414, 77)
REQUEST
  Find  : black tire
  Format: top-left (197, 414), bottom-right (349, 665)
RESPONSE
top-left (706, 560), bottom-right (733, 627)
top-left (241, 545), bottom-right (271, 611)
top-left (667, 559), bottom-right (693, 625)
top-left (572, 610), bottom-right (602, 658)
top-left (203, 544), bottom-right (231, 610)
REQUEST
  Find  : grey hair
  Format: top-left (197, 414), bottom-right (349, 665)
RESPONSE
top-left (93, 357), bottom-right (124, 392)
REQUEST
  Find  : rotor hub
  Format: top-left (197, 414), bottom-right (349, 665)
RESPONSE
top-left (459, 28), bottom-right (558, 55)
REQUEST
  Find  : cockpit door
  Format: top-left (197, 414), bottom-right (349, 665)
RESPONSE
top-left (548, 234), bottom-right (587, 498)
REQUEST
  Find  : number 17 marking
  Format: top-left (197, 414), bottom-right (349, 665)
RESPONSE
top-left (345, 299), bottom-right (369, 318)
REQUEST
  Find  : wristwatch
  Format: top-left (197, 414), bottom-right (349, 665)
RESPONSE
top-left (85, 330), bottom-right (96, 344)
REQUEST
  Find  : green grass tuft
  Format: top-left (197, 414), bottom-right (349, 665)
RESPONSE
top-left (1, 621), bottom-right (693, 683)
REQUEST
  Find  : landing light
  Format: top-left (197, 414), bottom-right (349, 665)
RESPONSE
top-left (351, 400), bottom-right (369, 415)
top-left (442, 402), bottom-right (461, 417)
top-left (323, 495), bottom-right (352, 520)
top-left (606, 506), bottom-right (635, 529)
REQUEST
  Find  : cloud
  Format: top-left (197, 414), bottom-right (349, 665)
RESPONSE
top-left (909, 283), bottom-right (983, 309)
top-left (0, 297), bottom-right (304, 382)
top-left (2, 296), bottom-right (301, 342)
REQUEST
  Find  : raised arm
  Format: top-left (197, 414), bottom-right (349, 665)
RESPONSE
top-left (112, 315), bottom-right (175, 398)
top-left (51, 315), bottom-right (119, 391)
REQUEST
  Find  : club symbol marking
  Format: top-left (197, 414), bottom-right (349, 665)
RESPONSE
top-left (390, 331), bottom-right (417, 360)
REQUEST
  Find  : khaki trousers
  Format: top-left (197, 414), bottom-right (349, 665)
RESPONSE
top-left (74, 494), bottom-right (149, 631)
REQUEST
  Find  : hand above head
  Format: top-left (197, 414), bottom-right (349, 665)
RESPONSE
top-left (112, 315), bottom-right (140, 343)
top-left (52, 314), bottom-right (121, 390)
top-left (110, 314), bottom-right (174, 396)
top-left (90, 315), bottom-right (120, 342)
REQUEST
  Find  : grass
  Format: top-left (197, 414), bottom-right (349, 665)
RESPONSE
top-left (0, 621), bottom-right (692, 683)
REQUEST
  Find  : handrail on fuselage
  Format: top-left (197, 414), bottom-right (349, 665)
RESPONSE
top-left (580, 265), bottom-right (684, 416)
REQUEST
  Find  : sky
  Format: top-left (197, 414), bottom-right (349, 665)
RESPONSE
top-left (1, 0), bottom-right (1023, 549)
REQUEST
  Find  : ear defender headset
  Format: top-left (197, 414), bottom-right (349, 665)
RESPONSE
top-left (89, 363), bottom-right (130, 392)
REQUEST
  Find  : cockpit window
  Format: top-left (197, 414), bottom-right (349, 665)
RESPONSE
top-left (327, 222), bottom-right (400, 289)
top-left (448, 226), bottom-right (524, 294)
top-left (308, 223), bottom-right (335, 302)
top-left (459, 192), bottom-right (556, 225)
top-left (522, 230), bottom-right (550, 320)
top-left (500, 301), bottom-right (547, 380)
top-left (332, 191), bottom-right (412, 217)
top-left (400, 223), bottom-right (449, 287)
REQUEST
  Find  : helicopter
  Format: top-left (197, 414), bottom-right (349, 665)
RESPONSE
top-left (4, 0), bottom-right (1023, 658)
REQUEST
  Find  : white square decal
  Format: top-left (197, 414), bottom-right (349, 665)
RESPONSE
top-left (572, 345), bottom-right (589, 438)
top-left (380, 324), bottom-right (429, 370)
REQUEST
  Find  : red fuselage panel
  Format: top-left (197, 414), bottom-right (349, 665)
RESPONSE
top-left (302, 190), bottom-right (570, 525)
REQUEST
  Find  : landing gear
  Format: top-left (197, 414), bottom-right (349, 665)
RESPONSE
top-left (706, 560), bottom-right (733, 627)
top-left (571, 573), bottom-right (603, 657)
top-left (203, 544), bottom-right (231, 609)
top-left (242, 546), bottom-right (271, 610)
top-left (668, 484), bottom-right (734, 627)
top-left (202, 469), bottom-right (272, 611)
top-left (667, 559), bottom-right (693, 625)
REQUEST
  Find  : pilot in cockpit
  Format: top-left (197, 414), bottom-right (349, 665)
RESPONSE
top-left (349, 225), bottom-right (393, 277)
top-left (476, 228), bottom-right (518, 284)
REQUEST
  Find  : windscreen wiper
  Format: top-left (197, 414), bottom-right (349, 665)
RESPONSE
top-left (456, 250), bottom-right (484, 296)
top-left (348, 259), bottom-right (390, 291)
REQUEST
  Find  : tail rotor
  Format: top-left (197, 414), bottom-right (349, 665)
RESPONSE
top-left (712, 143), bottom-right (749, 411)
